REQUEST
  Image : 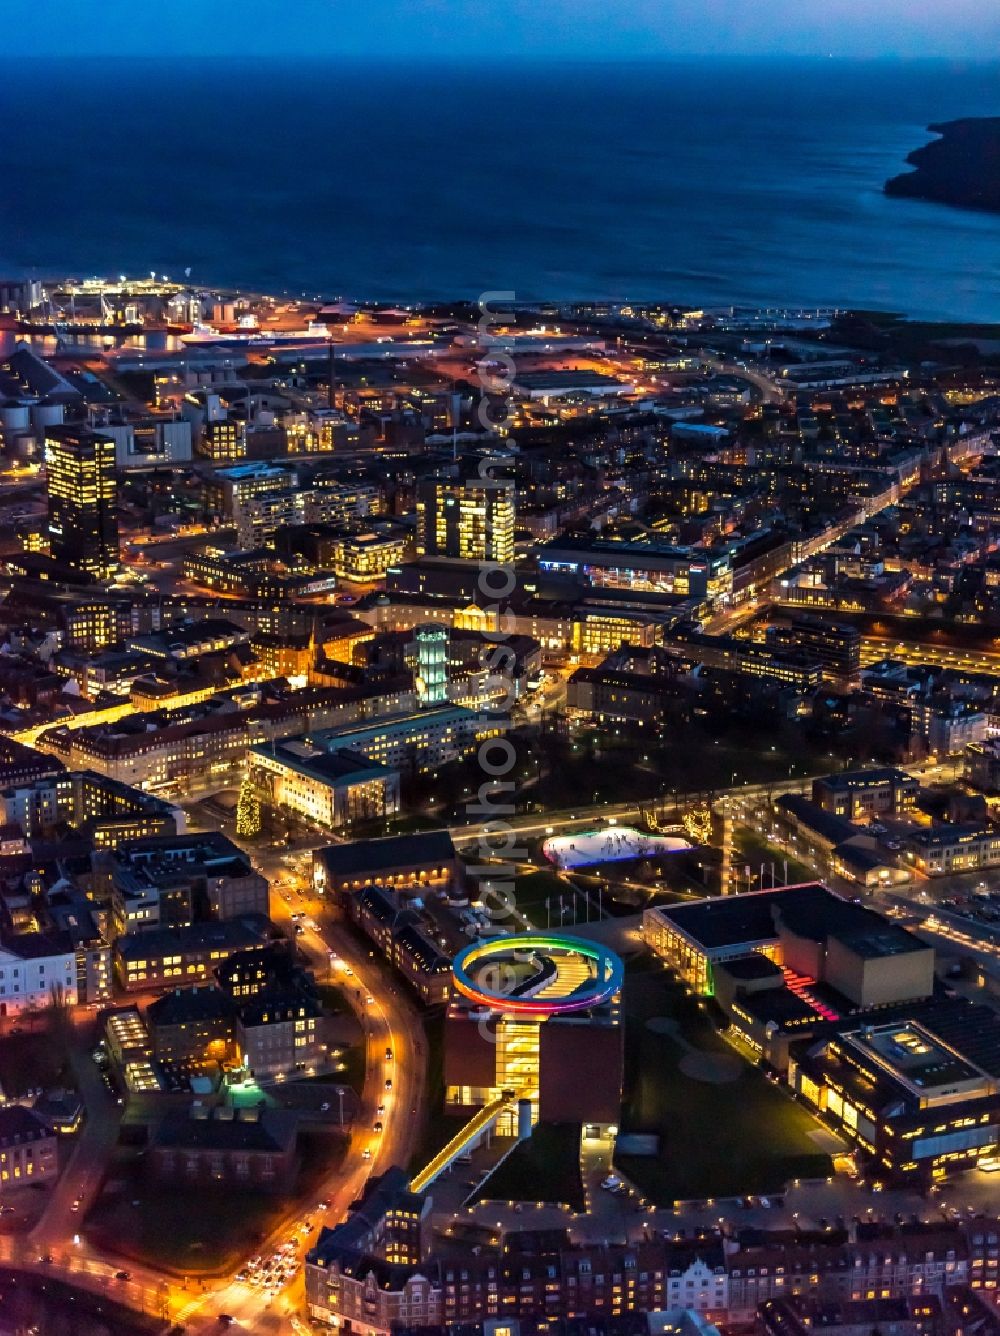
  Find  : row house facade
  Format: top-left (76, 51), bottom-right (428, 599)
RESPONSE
top-left (306, 1222), bottom-right (981, 1336)
top-left (725, 1227), bottom-right (971, 1321)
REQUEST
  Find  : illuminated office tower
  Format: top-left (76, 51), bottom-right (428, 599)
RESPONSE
top-left (183, 391), bottom-right (247, 462)
top-left (414, 624), bottom-right (449, 706)
top-left (45, 426), bottom-right (119, 580)
top-left (415, 471), bottom-right (515, 564)
top-left (200, 417), bottom-right (247, 463)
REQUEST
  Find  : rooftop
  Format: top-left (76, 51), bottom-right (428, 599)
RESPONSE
top-left (715, 952), bottom-right (785, 982)
top-left (776, 794), bottom-right (857, 846)
top-left (654, 883), bottom-right (926, 958)
top-left (0, 1106), bottom-right (53, 1146)
top-left (152, 1105), bottom-right (298, 1154)
top-left (147, 984), bottom-right (236, 1028)
top-left (817, 767), bottom-right (915, 791)
top-left (847, 1021), bottom-right (983, 1092)
top-left (316, 829), bottom-right (455, 878)
top-left (115, 914), bottom-right (272, 961)
top-left (537, 533), bottom-right (714, 565)
top-left (907, 823), bottom-right (995, 849)
top-left (311, 704), bottom-right (479, 743)
top-left (252, 740), bottom-right (397, 787)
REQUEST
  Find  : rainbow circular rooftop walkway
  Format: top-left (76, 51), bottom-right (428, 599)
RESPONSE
top-left (451, 932), bottom-right (624, 1016)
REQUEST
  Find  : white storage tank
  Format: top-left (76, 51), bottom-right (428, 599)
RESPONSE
top-left (0, 402), bottom-right (32, 436)
top-left (31, 402), bottom-right (64, 432)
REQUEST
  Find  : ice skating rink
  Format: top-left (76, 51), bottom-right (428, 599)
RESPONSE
top-left (542, 825), bottom-right (691, 870)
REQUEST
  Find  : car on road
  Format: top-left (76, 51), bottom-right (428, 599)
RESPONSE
top-left (385, 1047), bottom-right (393, 1060)
top-left (366, 995), bottom-right (374, 1005)
top-left (384, 1077), bottom-right (392, 1090)
top-left (373, 1121), bottom-right (383, 1133)
top-left (115, 1270), bottom-right (131, 1281)
top-left (362, 1147), bottom-right (372, 1160)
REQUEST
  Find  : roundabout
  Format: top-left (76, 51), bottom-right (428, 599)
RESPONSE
top-left (451, 932), bottom-right (624, 1016)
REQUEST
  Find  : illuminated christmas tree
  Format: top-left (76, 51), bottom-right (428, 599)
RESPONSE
top-left (236, 773), bottom-right (262, 839)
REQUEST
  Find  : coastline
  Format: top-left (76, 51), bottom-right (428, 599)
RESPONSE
top-left (885, 116), bottom-right (1000, 214)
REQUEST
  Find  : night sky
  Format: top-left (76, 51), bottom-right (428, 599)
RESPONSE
top-left (6, 0), bottom-right (996, 58)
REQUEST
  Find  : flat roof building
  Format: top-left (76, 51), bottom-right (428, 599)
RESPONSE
top-left (248, 740), bottom-right (400, 832)
top-left (115, 914), bottom-right (273, 992)
top-left (416, 472), bottom-right (515, 566)
top-left (903, 824), bottom-right (1000, 878)
top-left (789, 1003), bottom-right (1000, 1183)
top-left (44, 425), bottom-right (119, 581)
top-left (644, 883), bottom-right (934, 1008)
top-left (812, 768), bottom-right (919, 823)
top-left (313, 829), bottom-right (458, 897)
top-left (308, 705), bottom-right (501, 774)
top-left (146, 983), bottom-right (236, 1067)
top-left (536, 534), bottom-right (731, 602)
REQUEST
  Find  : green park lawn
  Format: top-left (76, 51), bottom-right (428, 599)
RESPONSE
top-left (734, 828), bottom-right (814, 887)
top-left (512, 869), bottom-right (571, 926)
top-left (615, 965), bottom-right (830, 1204)
top-left (473, 1122), bottom-right (584, 1211)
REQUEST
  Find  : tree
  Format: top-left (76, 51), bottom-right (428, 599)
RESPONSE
top-left (235, 773), bottom-right (262, 840)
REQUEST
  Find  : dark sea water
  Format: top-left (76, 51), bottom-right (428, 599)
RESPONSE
top-left (2, 57), bottom-right (999, 321)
